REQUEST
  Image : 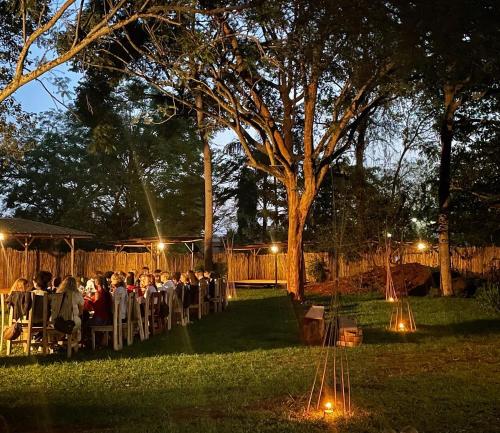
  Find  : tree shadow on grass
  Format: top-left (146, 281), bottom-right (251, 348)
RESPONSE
top-left (0, 400), bottom-right (328, 433)
top-left (362, 318), bottom-right (500, 345)
top-left (0, 292), bottom-right (302, 367)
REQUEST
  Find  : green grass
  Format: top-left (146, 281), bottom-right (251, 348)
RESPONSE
top-left (0, 289), bottom-right (499, 433)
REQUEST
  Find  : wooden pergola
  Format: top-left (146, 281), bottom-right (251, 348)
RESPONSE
top-left (231, 242), bottom-right (288, 282)
top-left (113, 236), bottom-right (204, 270)
top-left (0, 218), bottom-right (94, 277)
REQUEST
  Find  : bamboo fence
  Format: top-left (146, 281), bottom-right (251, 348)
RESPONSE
top-left (0, 246), bottom-right (498, 289)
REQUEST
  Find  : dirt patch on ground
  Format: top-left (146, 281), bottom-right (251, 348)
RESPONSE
top-left (306, 262), bottom-right (435, 296)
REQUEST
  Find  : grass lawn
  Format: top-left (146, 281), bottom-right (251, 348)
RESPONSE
top-left (0, 289), bottom-right (499, 433)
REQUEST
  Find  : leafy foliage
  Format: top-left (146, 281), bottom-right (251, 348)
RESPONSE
top-left (0, 82), bottom-right (204, 240)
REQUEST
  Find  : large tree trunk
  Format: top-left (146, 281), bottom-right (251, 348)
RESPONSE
top-left (285, 182), bottom-right (311, 301)
top-left (203, 138), bottom-right (214, 271)
top-left (195, 94), bottom-right (213, 271)
top-left (438, 85), bottom-right (458, 296)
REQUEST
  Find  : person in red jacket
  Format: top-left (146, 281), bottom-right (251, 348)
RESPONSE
top-left (87, 276), bottom-right (112, 326)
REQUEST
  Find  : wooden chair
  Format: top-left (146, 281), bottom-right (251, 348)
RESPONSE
top-left (5, 291), bottom-right (48, 356)
top-left (47, 293), bottom-right (79, 358)
top-left (209, 279), bottom-right (223, 313)
top-left (188, 285), bottom-right (202, 321)
top-left (158, 290), bottom-right (173, 332)
top-left (90, 296), bottom-right (122, 351)
top-left (172, 288), bottom-right (187, 327)
top-left (1, 292), bottom-right (6, 353)
top-left (146, 292), bottom-right (163, 336)
top-left (199, 280), bottom-right (210, 316)
top-left (127, 292), bottom-right (144, 344)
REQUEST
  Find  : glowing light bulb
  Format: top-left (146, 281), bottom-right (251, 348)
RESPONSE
top-left (416, 241), bottom-right (427, 251)
top-left (228, 294), bottom-right (232, 300)
top-left (270, 244), bottom-right (279, 254)
top-left (158, 242), bottom-right (165, 251)
top-left (386, 233), bottom-right (392, 238)
top-left (388, 296), bottom-right (394, 302)
top-left (398, 322), bottom-right (406, 332)
top-left (0, 232), bottom-right (4, 241)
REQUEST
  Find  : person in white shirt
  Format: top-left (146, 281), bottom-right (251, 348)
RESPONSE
top-left (110, 273), bottom-right (128, 321)
top-left (160, 272), bottom-right (175, 294)
top-left (140, 274), bottom-right (158, 300)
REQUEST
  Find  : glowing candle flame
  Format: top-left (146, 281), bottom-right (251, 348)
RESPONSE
top-left (324, 401), bottom-right (334, 415)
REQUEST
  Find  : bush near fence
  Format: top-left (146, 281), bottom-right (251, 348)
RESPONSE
top-left (0, 246), bottom-right (498, 288)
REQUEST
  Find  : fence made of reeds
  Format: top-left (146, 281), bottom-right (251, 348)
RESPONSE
top-left (0, 246), bottom-right (498, 289)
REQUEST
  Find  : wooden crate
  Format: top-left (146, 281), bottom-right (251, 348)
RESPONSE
top-left (337, 317), bottom-right (363, 347)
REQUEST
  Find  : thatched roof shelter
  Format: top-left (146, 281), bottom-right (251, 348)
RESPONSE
top-left (0, 218), bottom-right (94, 275)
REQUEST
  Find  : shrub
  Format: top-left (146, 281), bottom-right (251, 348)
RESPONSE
top-left (475, 281), bottom-right (500, 313)
top-left (307, 257), bottom-right (328, 282)
top-left (213, 261), bottom-right (228, 278)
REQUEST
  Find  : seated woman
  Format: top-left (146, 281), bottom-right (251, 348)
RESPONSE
top-left (110, 273), bottom-right (128, 322)
top-left (6, 278), bottom-right (32, 320)
top-left (56, 276), bottom-right (84, 337)
top-left (87, 276), bottom-right (112, 326)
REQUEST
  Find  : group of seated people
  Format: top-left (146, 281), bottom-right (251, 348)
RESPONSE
top-left (4, 266), bottom-right (220, 351)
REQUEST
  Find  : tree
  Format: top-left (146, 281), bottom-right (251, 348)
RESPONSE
top-left (0, 1), bottom-right (244, 104)
top-left (396, 0), bottom-right (500, 295)
top-left (1, 83), bottom-right (204, 240)
top-left (86, 1), bottom-right (398, 299)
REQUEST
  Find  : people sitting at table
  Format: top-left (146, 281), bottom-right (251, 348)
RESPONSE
top-left (110, 273), bottom-right (128, 322)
